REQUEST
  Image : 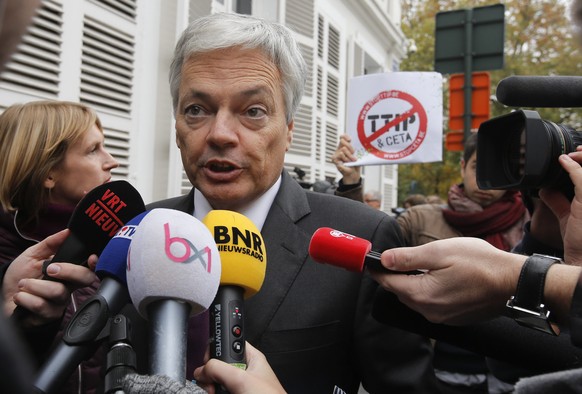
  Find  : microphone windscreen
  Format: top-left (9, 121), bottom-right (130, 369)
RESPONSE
top-left (308, 227), bottom-right (371, 272)
top-left (95, 210), bottom-right (150, 284)
top-left (54, 180), bottom-right (146, 263)
top-left (202, 210), bottom-right (266, 298)
top-left (126, 208), bottom-right (221, 317)
top-left (496, 76), bottom-right (582, 108)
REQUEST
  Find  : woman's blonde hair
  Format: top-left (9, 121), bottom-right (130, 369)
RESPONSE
top-left (0, 100), bottom-right (102, 225)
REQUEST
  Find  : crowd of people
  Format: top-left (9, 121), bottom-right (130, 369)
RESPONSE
top-left (2, 1), bottom-right (582, 394)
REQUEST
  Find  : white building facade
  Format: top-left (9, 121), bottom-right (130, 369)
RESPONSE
top-left (0, 0), bottom-right (407, 212)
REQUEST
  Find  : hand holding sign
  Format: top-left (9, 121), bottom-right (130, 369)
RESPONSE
top-left (346, 72), bottom-right (443, 166)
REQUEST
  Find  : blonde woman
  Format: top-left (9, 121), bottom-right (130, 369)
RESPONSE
top-left (0, 100), bottom-right (118, 393)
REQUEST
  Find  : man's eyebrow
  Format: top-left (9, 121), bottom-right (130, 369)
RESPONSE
top-left (181, 85), bottom-right (274, 106)
top-left (186, 86), bottom-right (269, 98)
top-left (186, 90), bottom-right (211, 101)
top-left (241, 86), bottom-right (277, 107)
top-left (240, 86), bottom-right (270, 97)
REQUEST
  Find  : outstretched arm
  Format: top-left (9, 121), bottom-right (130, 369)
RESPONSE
top-left (3, 229), bottom-right (98, 327)
top-left (372, 237), bottom-right (581, 326)
top-left (371, 149), bottom-right (582, 327)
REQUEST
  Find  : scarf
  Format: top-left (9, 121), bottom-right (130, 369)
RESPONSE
top-left (19, 203), bottom-right (74, 241)
top-left (442, 184), bottom-right (525, 251)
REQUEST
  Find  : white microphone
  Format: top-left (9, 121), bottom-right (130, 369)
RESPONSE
top-left (126, 208), bottom-right (221, 383)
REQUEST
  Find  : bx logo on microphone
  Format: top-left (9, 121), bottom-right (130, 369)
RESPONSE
top-left (164, 223), bottom-right (213, 273)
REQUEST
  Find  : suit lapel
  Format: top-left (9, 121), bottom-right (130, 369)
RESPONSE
top-left (172, 189), bottom-right (194, 213)
top-left (245, 172), bottom-right (312, 344)
top-left (146, 188), bottom-right (194, 214)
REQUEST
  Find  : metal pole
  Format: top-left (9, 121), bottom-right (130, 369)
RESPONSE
top-left (148, 300), bottom-right (190, 383)
top-left (463, 8), bottom-right (474, 143)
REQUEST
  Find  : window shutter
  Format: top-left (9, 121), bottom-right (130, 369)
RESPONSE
top-left (89, 0), bottom-right (137, 20)
top-left (327, 25), bottom-right (340, 69)
top-left (285, 0), bottom-right (316, 167)
top-left (326, 73), bottom-right (338, 117)
top-left (0, 0), bottom-right (62, 97)
top-left (80, 16), bottom-right (134, 114)
top-left (286, 0), bottom-right (314, 37)
top-left (314, 13), bottom-right (343, 180)
top-left (103, 125), bottom-right (131, 179)
top-left (288, 103), bottom-right (313, 155)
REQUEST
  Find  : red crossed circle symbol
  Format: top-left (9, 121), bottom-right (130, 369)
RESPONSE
top-left (357, 90), bottom-right (428, 160)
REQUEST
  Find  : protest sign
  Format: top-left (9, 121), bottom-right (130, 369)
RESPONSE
top-left (346, 72), bottom-right (443, 166)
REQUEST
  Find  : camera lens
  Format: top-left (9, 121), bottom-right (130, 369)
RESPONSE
top-left (539, 120), bottom-right (580, 188)
top-left (503, 126), bottom-right (526, 184)
top-left (477, 109), bottom-right (582, 199)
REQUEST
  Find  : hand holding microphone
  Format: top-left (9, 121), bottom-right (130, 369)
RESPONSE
top-left (193, 342), bottom-right (285, 394)
top-left (3, 229), bottom-right (97, 324)
top-left (202, 210), bottom-right (266, 375)
top-left (126, 208), bottom-right (221, 383)
top-left (11, 180), bottom-right (145, 323)
top-left (309, 227), bottom-right (421, 274)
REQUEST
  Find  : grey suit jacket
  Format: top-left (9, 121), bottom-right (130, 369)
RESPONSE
top-left (147, 171), bottom-right (437, 394)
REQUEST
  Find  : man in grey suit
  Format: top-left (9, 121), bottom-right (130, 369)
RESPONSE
top-left (148, 12), bottom-right (437, 394)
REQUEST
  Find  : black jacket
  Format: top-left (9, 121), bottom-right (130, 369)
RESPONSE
top-left (146, 171), bottom-right (438, 394)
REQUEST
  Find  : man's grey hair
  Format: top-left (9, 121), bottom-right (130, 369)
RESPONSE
top-left (169, 12), bottom-right (307, 123)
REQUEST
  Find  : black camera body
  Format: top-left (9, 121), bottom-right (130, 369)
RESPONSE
top-left (476, 76), bottom-right (582, 199)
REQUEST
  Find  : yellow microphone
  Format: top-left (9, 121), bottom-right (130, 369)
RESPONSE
top-left (202, 210), bottom-right (266, 373)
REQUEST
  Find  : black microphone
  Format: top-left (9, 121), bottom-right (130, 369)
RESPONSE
top-left (496, 75), bottom-right (582, 108)
top-left (13, 180), bottom-right (145, 321)
top-left (33, 211), bottom-right (148, 394)
top-left (373, 290), bottom-right (582, 374)
top-left (49, 180), bottom-right (145, 269)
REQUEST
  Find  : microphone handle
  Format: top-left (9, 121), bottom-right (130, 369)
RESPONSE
top-left (211, 285), bottom-right (246, 366)
top-left (364, 252), bottom-right (423, 275)
top-left (148, 300), bottom-right (190, 383)
top-left (211, 285), bottom-right (246, 394)
top-left (50, 231), bottom-right (92, 267)
top-left (104, 314), bottom-right (137, 394)
top-left (33, 279), bottom-right (129, 394)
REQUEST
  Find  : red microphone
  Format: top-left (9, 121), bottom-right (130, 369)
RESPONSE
top-left (308, 227), bottom-right (421, 274)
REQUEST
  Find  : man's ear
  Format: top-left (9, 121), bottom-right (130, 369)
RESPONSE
top-left (285, 120), bottom-right (294, 152)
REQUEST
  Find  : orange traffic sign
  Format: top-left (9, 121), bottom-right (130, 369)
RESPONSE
top-left (449, 72), bottom-right (490, 131)
top-left (444, 130), bottom-right (464, 151)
